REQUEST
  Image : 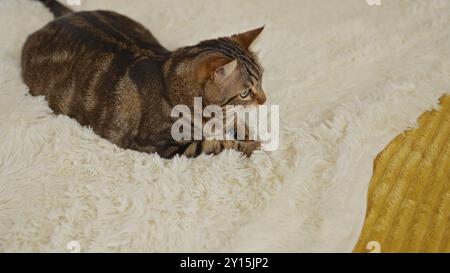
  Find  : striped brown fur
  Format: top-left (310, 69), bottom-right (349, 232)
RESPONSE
top-left (22, 0), bottom-right (266, 158)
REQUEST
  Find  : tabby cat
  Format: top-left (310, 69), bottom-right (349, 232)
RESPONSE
top-left (22, 0), bottom-right (267, 158)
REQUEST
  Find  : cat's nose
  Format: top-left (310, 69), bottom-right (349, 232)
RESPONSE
top-left (255, 91), bottom-right (266, 104)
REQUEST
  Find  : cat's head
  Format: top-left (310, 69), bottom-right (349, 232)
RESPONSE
top-left (165, 27), bottom-right (266, 108)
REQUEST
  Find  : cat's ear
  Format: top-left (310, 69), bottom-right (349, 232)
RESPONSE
top-left (196, 55), bottom-right (237, 82)
top-left (213, 59), bottom-right (237, 82)
top-left (231, 26), bottom-right (264, 50)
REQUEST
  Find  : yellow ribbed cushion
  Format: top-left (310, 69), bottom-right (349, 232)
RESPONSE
top-left (354, 95), bottom-right (450, 253)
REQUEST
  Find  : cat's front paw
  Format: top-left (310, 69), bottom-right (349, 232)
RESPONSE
top-left (237, 141), bottom-right (261, 157)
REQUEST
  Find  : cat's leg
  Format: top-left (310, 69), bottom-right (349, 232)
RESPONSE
top-left (128, 141), bottom-right (158, 154)
top-left (129, 140), bottom-right (184, 159)
top-left (183, 140), bottom-right (260, 158)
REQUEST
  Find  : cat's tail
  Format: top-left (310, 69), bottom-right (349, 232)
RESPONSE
top-left (36, 0), bottom-right (73, 18)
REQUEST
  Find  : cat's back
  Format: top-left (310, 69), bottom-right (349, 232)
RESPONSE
top-left (69, 10), bottom-right (168, 53)
top-left (22, 9), bottom-right (169, 99)
top-left (23, 10), bottom-right (169, 63)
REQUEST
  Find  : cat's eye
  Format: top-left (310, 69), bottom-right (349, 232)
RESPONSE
top-left (240, 89), bottom-right (251, 98)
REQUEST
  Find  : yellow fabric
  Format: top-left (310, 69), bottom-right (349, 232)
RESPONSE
top-left (354, 95), bottom-right (450, 253)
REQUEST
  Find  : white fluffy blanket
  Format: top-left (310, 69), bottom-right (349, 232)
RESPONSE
top-left (0, 0), bottom-right (449, 252)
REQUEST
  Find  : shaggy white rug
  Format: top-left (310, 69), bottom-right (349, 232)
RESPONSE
top-left (0, 0), bottom-right (449, 252)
